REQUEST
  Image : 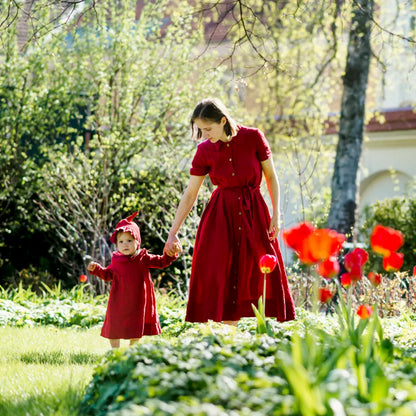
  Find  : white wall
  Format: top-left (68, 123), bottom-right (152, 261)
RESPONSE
top-left (359, 129), bottom-right (416, 211)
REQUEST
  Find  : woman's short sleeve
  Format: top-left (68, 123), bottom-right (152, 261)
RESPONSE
top-left (190, 145), bottom-right (209, 176)
top-left (256, 129), bottom-right (272, 161)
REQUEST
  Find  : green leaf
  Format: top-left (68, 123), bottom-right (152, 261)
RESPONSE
top-left (251, 300), bottom-right (268, 335)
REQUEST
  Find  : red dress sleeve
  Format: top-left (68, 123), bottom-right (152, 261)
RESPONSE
top-left (255, 128), bottom-right (272, 161)
top-left (140, 250), bottom-right (178, 269)
top-left (88, 263), bottom-right (113, 282)
top-left (190, 144), bottom-right (209, 176)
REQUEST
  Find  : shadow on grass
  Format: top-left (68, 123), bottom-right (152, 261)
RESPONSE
top-left (19, 350), bottom-right (103, 365)
top-left (0, 385), bottom-right (85, 416)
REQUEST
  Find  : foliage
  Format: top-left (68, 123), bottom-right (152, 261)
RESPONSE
top-left (201, 0), bottom-right (350, 224)
top-left (0, 284), bottom-right (187, 332)
top-left (0, 294), bottom-right (106, 329)
top-left (1, 287), bottom-right (416, 416)
top-left (359, 196), bottom-right (416, 274)
top-left (80, 314), bottom-right (416, 416)
top-left (0, 0), bottom-right (226, 289)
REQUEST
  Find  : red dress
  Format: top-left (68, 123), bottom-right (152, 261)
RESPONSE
top-left (186, 125), bottom-right (296, 322)
top-left (90, 249), bottom-right (176, 339)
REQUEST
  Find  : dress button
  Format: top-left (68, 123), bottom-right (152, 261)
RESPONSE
top-left (229, 158), bottom-right (232, 162)
top-left (227, 144), bottom-right (230, 147)
top-left (232, 172), bottom-right (235, 176)
top-left (233, 285), bottom-right (237, 289)
top-left (238, 196), bottom-right (240, 200)
top-left (233, 300), bottom-right (236, 304)
top-left (238, 227), bottom-right (241, 230)
top-left (239, 212), bottom-right (242, 215)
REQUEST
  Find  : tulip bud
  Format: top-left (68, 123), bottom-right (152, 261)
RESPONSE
top-left (259, 254), bottom-right (277, 274)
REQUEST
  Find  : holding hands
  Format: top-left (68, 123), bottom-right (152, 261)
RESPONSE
top-left (164, 233), bottom-right (183, 257)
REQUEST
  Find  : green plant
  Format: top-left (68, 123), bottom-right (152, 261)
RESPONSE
top-left (0, 0), bottom-right (227, 289)
top-left (360, 196), bottom-right (416, 274)
top-left (80, 318), bottom-right (416, 416)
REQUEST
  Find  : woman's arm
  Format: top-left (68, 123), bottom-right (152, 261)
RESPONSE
top-left (261, 157), bottom-right (281, 241)
top-left (164, 175), bottom-right (205, 256)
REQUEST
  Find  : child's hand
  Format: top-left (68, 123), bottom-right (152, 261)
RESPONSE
top-left (87, 262), bottom-right (99, 273)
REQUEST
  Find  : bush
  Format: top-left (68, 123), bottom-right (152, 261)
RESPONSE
top-left (359, 196), bottom-right (416, 274)
top-left (80, 320), bottom-right (416, 416)
top-left (0, 0), bottom-right (226, 289)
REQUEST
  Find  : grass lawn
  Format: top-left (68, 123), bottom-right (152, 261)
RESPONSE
top-left (0, 326), bottom-right (110, 416)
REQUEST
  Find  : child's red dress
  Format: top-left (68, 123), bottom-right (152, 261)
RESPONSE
top-left (90, 249), bottom-right (176, 339)
top-left (186, 125), bottom-right (296, 323)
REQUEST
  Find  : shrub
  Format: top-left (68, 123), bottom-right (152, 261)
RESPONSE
top-left (359, 196), bottom-right (416, 274)
top-left (0, 0), bottom-right (226, 289)
top-left (79, 320), bottom-right (416, 416)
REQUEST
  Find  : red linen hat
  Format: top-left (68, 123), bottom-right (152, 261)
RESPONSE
top-left (110, 211), bottom-right (141, 245)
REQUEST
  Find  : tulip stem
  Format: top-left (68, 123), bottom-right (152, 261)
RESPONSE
top-left (263, 272), bottom-right (267, 316)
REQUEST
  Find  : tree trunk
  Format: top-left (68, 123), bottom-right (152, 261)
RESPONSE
top-left (326, 0), bottom-right (374, 238)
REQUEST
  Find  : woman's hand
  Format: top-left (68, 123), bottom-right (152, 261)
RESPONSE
top-left (164, 234), bottom-right (183, 257)
top-left (269, 214), bottom-right (281, 241)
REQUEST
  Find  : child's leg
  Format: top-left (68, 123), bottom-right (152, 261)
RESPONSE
top-left (129, 338), bottom-right (140, 346)
top-left (222, 320), bottom-right (238, 327)
top-left (109, 339), bottom-right (120, 348)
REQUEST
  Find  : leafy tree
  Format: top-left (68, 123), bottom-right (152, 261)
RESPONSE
top-left (0, 0), bottom-right (226, 291)
top-left (195, 0), bottom-right (347, 224)
top-left (192, 0), bottom-right (416, 236)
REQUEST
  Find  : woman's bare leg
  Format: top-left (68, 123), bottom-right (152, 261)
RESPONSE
top-left (129, 338), bottom-right (140, 346)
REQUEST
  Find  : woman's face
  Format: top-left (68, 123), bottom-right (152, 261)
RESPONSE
top-left (194, 117), bottom-right (227, 143)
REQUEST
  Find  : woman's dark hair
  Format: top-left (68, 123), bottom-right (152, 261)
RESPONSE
top-left (190, 98), bottom-right (238, 140)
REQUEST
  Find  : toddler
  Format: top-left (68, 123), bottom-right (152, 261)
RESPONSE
top-left (88, 211), bottom-right (177, 348)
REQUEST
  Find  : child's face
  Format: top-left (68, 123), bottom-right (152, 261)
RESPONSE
top-left (116, 232), bottom-right (138, 256)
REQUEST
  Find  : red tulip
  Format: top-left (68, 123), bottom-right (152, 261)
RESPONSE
top-left (282, 222), bottom-right (315, 253)
top-left (283, 223), bottom-right (345, 265)
top-left (318, 287), bottom-right (333, 303)
top-left (340, 273), bottom-right (353, 288)
top-left (382, 252), bottom-right (404, 272)
top-left (413, 265), bottom-right (416, 277)
top-left (306, 229), bottom-right (346, 262)
top-left (368, 272), bottom-right (382, 286)
top-left (344, 248), bottom-right (369, 271)
top-left (297, 242), bottom-right (321, 265)
top-left (356, 304), bottom-right (373, 319)
top-left (370, 225), bottom-right (404, 257)
top-left (316, 257), bottom-right (340, 279)
top-left (259, 254), bottom-right (278, 274)
top-left (80, 274), bottom-right (88, 283)
top-left (349, 263), bottom-right (364, 281)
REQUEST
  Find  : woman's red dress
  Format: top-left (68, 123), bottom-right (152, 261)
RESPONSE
top-left (90, 249), bottom-right (176, 339)
top-left (186, 125), bottom-right (296, 323)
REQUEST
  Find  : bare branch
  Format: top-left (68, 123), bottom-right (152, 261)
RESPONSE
top-left (352, 0), bottom-right (416, 43)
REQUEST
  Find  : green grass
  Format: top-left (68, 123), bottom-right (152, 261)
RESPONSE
top-left (0, 326), bottom-right (109, 416)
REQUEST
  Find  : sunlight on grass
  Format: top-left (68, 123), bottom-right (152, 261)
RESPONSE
top-left (0, 326), bottom-right (109, 416)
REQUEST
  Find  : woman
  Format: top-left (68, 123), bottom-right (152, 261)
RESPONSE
top-left (164, 98), bottom-right (295, 325)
